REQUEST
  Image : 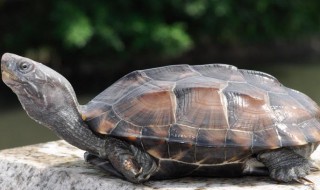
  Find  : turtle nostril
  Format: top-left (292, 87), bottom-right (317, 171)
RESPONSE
top-left (1, 62), bottom-right (6, 73)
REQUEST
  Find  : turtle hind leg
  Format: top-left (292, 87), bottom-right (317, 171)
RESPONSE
top-left (242, 158), bottom-right (269, 176)
top-left (84, 152), bottom-right (124, 179)
top-left (129, 144), bottom-right (158, 181)
top-left (257, 148), bottom-right (312, 183)
top-left (99, 137), bottom-right (158, 183)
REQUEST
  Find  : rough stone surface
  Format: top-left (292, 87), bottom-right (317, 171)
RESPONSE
top-left (0, 140), bottom-right (319, 190)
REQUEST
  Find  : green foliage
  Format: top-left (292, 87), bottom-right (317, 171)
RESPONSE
top-left (2, 0), bottom-right (320, 58)
top-left (151, 23), bottom-right (193, 56)
top-left (52, 1), bottom-right (93, 48)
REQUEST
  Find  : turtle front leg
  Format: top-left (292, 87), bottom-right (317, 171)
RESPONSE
top-left (97, 137), bottom-right (158, 183)
top-left (257, 148), bottom-right (312, 183)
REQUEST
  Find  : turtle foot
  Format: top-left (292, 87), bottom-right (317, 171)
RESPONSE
top-left (269, 163), bottom-right (310, 182)
top-left (84, 152), bottom-right (124, 179)
top-left (129, 144), bottom-right (158, 182)
top-left (99, 137), bottom-right (157, 183)
top-left (258, 148), bottom-right (311, 183)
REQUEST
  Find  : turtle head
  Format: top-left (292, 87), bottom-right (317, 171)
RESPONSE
top-left (2, 53), bottom-right (105, 153)
top-left (1, 53), bottom-right (81, 129)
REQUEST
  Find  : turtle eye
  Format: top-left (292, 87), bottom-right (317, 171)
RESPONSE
top-left (18, 62), bottom-right (33, 73)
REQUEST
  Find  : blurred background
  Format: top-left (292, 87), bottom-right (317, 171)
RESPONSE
top-left (1, 0), bottom-right (320, 149)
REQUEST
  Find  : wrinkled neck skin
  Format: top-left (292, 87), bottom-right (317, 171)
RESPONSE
top-left (16, 71), bottom-right (105, 156)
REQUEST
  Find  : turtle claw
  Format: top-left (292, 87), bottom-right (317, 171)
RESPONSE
top-left (294, 177), bottom-right (313, 184)
top-left (135, 164), bottom-right (156, 183)
top-left (84, 152), bottom-right (125, 179)
top-left (134, 168), bottom-right (152, 183)
top-left (294, 178), bottom-right (314, 189)
top-left (128, 159), bottom-right (156, 183)
top-left (310, 161), bottom-right (320, 172)
top-left (122, 162), bottom-right (155, 183)
top-left (135, 167), bottom-right (143, 177)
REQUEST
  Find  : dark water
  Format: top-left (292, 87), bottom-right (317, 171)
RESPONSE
top-left (1, 62), bottom-right (320, 150)
top-left (0, 96), bottom-right (92, 150)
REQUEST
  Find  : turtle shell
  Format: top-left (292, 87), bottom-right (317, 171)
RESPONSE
top-left (82, 64), bottom-right (320, 164)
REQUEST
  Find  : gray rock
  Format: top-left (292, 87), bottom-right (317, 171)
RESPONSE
top-left (0, 140), bottom-right (319, 190)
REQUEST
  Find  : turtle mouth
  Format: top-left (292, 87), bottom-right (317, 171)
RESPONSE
top-left (2, 70), bottom-right (12, 79)
top-left (2, 70), bottom-right (20, 86)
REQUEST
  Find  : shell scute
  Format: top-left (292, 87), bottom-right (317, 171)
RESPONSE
top-left (110, 120), bottom-right (142, 142)
top-left (168, 124), bottom-right (197, 144)
top-left (224, 147), bottom-right (251, 162)
top-left (143, 64), bottom-right (199, 81)
top-left (223, 83), bottom-right (276, 131)
top-left (83, 104), bottom-right (121, 134)
top-left (141, 125), bottom-right (170, 158)
top-left (276, 123), bottom-right (307, 147)
top-left (88, 70), bottom-right (151, 105)
top-left (113, 81), bottom-right (176, 126)
top-left (240, 70), bottom-right (285, 93)
top-left (195, 146), bottom-right (225, 164)
top-left (286, 87), bottom-right (320, 116)
top-left (269, 92), bottom-right (312, 124)
top-left (174, 85), bottom-right (228, 129)
top-left (266, 91), bottom-right (320, 146)
top-left (252, 128), bottom-right (281, 151)
top-left (226, 130), bottom-right (252, 148)
top-left (166, 124), bottom-right (197, 162)
top-left (196, 129), bottom-right (227, 147)
top-left (192, 64), bottom-right (245, 82)
top-left (224, 130), bottom-right (253, 161)
top-left (195, 129), bottom-right (228, 164)
top-left (168, 141), bottom-right (195, 163)
top-left (299, 118), bottom-right (320, 142)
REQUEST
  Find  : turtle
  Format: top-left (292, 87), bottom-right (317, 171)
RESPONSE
top-left (1, 53), bottom-right (320, 185)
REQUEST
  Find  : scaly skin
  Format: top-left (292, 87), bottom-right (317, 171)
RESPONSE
top-left (1, 53), bottom-right (105, 155)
